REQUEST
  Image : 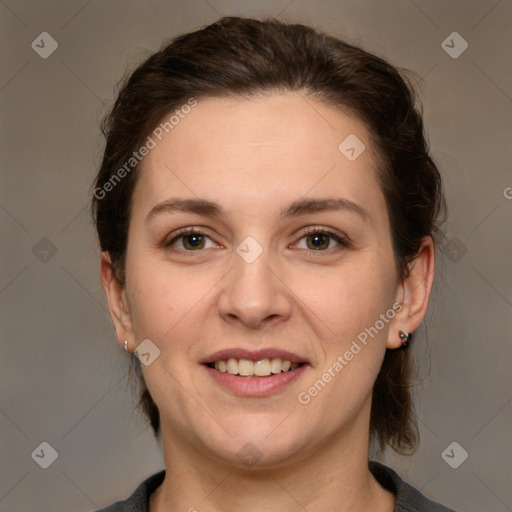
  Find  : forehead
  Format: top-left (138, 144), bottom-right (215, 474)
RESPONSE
top-left (133, 92), bottom-right (385, 221)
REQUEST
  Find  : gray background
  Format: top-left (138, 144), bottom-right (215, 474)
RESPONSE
top-left (1, 1), bottom-right (511, 511)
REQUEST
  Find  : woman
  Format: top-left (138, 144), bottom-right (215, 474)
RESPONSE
top-left (92, 16), bottom-right (457, 512)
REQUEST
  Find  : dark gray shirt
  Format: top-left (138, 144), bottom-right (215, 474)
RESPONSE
top-left (95, 461), bottom-right (458, 511)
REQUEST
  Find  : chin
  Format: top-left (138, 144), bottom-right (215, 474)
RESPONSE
top-left (200, 419), bottom-right (312, 470)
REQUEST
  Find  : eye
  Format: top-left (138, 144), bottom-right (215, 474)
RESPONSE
top-left (163, 226), bottom-right (350, 254)
top-left (164, 228), bottom-right (219, 251)
top-left (293, 227), bottom-right (350, 252)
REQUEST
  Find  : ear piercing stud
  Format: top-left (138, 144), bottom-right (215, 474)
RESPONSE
top-left (399, 330), bottom-right (410, 348)
top-left (124, 340), bottom-right (129, 352)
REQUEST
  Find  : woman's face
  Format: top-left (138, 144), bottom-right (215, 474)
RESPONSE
top-left (115, 93), bottom-right (410, 467)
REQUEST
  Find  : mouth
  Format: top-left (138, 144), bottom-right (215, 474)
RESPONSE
top-left (201, 348), bottom-right (309, 396)
top-left (205, 358), bottom-right (304, 377)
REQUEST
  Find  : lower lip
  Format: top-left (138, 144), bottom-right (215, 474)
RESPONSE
top-left (203, 364), bottom-right (308, 397)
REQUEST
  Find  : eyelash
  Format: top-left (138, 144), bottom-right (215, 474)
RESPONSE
top-left (163, 226), bottom-right (351, 255)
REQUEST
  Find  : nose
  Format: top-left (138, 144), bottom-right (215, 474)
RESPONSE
top-left (217, 241), bottom-right (292, 329)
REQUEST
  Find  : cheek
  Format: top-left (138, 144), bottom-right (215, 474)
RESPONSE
top-left (293, 253), bottom-right (397, 343)
top-left (294, 261), bottom-right (394, 424)
top-left (125, 255), bottom-right (227, 361)
top-left (125, 272), bottom-right (170, 341)
top-left (124, 259), bottom-right (212, 418)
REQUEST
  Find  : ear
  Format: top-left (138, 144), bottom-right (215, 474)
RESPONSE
top-left (387, 237), bottom-right (435, 349)
top-left (100, 251), bottom-right (134, 352)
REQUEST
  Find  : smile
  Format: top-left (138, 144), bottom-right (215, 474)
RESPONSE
top-left (206, 358), bottom-right (303, 377)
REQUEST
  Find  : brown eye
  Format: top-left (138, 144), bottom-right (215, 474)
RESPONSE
top-left (294, 228), bottom-right (350, 253)
top-left (182, 233), bottom-right (206, 250)
top-left (165, 228), bottom-right (217, 251)
top-left (305, 232), bottom-right (331, 250)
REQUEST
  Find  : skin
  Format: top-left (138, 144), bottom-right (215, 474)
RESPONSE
top-left (101, 92), bottom-right (435, 512)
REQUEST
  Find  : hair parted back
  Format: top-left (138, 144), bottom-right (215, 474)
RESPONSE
top-left (92, 16), bottom-right (446, 455)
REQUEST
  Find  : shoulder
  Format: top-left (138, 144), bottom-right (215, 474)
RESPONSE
top-left (369, 461), bottom-right (460, 512)
top-left (94, 469), bottom-right (165, 512)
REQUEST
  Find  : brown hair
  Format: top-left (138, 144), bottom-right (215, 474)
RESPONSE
top-left (92, 16), bottom-right (446, 454)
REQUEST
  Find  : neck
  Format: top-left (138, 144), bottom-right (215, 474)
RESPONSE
top-left (150, 405), bottom-right (395, 512)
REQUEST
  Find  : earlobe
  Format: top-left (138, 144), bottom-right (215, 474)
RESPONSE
top-left (100, 251), bottom-right (134, 350)
top-left (387, 237), bottom-right (435, 350)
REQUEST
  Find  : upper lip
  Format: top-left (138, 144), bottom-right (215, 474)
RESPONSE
top-left (201, 347), bottom-right (309, 365)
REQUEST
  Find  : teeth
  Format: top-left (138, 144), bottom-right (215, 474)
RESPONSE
top-left (212, 358), bottom-right (301, 377)
top-left (238, 359), bottom-right (254, 376)
top-left (226, 358), bottom-right (238, 375)
top-left (270, 358), bottom-right (282, 374)
top-left (254, 358), bottom-right (271, 376)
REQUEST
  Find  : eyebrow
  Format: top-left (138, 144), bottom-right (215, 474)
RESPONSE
top-left (145, 197), bottom-right (370, 224)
